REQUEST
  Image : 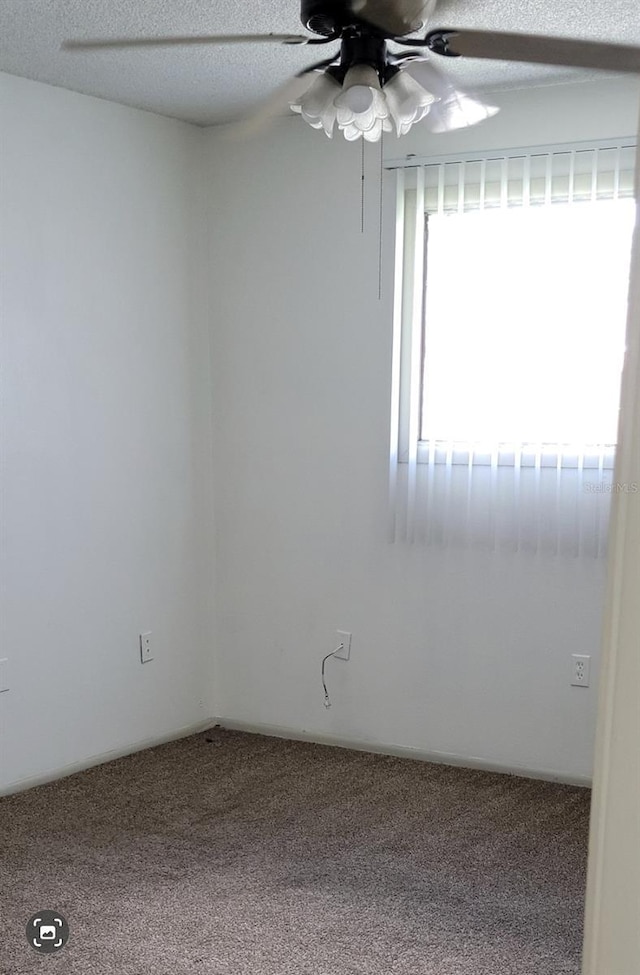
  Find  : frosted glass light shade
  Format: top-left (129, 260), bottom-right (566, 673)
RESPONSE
top-left (384, 71), bottom-right (436, 137)
top-left (402, 58), bottom-right (450, 99)
top-left (290, 72), bottom-right (342, 137)
top-left (333, 64), bottom-right (391, 143)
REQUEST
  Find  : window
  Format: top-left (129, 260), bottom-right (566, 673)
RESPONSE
top-left (388, 141), bottom-right (637, 554)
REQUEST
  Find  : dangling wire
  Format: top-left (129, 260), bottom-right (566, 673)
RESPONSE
top-left (321, 643), bottom-right (344, 708)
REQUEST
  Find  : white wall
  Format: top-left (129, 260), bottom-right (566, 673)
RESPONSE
top-left (1, 70), bottom-right (638, 794)
top-left (204, 76), bottom-right (640, 783)
top-left (0, 74), bottom-right (215, 792)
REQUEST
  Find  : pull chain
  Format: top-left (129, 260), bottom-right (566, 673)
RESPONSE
top-left (358, 136), bottom-right (384, 298)
top-left (361, 138), bottom-right (366, 234)
top-left (378, 132), bottom-right (384, 299)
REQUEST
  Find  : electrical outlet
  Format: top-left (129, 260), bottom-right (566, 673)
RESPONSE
top-left (140, 632), bottom-right (153, 664)
top-left (334, 631), bottom-right (352, 661)
top-left (0, 658), bottom-right (8, 693)
top-left (571, 653), bottom-right (591, 687)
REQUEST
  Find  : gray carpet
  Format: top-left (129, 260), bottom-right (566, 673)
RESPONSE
top-left (0, 728), bottom-right (590, 974)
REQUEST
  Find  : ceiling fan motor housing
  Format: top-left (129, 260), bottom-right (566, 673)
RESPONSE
top-left (301, 0), bottom-right (374, 37)
top-left (300, 0), bottom-right (343, 36)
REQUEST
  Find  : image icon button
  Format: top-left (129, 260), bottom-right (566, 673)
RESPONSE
top-left (26, 911), bottom-right (69, 953)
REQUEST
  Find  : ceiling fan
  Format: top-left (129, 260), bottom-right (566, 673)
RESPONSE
top-left (62, 0), bottom-right (640, 143)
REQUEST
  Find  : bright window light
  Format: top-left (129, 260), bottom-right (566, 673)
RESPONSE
top-left (421, 199), bottom-right (635, 446)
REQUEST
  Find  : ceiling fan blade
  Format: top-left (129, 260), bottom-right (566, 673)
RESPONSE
top-left (424, 92), bottom-right (499, 132)
top-left (62, 33), bottom-right (311, 52)
top-left (226, 57), bottom-right (339, 140)
top-left (352, 0), bottom-right (437, 37)
top-left (426, 28), bottom-right (640, 74)
top-left (399, 56), bottom-right (499, 131)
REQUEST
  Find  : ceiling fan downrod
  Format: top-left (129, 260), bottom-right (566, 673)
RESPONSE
top-left (327, 29), bottom-right (390, 84)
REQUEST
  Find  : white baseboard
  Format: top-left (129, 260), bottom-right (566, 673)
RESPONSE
top-left (215, 718), bottom-right (592, 788)
top-left (2, 717), bottom-right (592, 796)
top-left (0, 717), bottom-right (218, 797)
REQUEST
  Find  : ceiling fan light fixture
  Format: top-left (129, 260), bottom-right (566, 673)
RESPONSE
top-left (288, 13), bottom-right (502, 143)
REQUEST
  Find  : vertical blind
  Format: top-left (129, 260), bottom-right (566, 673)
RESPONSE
top-left (389, 141), bottom-right (637, 556)
top-left (422, 144), bottom-right (636, 212)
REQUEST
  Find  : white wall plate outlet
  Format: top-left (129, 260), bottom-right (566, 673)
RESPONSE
top-left (334, 631), bottom-right (352, 661)
top-left (140, 632), bottom-right (153, 664)
top-left (571, 653), bottom-right (591, 687)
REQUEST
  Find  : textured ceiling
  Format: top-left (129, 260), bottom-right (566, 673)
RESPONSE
top-left (0, 0), bottom-right (639, 125)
